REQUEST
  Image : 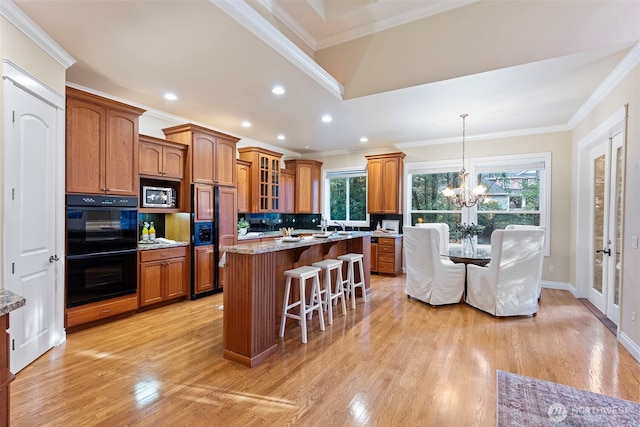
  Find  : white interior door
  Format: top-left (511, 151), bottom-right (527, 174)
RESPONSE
top-left (4, 81), bottom-right (59, 372)
top-left (588, 132), bottom-right (624, 325)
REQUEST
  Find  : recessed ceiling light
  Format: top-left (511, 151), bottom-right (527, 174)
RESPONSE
top-left (305, 145), bottom-right (311, 149)
top-left (272, 86), bottom-right (285, 95)
top-left (277, 134), bottom-right (286, 140)
top-left (360, 137), bottom-right (368, 143)
top-left (164, 93), bottom-right (177, 101)
top-left (321, 115), bottom-right (332, 123)
top-left (241, 121), bottom-right (251, 128)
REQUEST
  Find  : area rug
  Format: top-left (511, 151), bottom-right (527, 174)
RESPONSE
top-left (497, 370), bottom-right (640, 426)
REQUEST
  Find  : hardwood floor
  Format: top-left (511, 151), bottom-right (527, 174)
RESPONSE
top-left (10, 275), bottom-right (640, 426)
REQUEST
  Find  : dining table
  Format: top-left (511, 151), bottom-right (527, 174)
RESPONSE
top-left (445, 246), bottom-right (492, 297)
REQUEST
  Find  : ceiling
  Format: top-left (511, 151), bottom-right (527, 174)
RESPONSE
top-left (10, 0), bottom-right (640, 156)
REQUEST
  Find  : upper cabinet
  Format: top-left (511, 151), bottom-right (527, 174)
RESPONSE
top-left (365, 152), bottom-right (405, 214)
top-left (236, 159), bottom-right (251, 213)
top-left (284, 159), bottom-right (322, 214)
top-left (139, 135), bottom-right (186, 181)
top-left (280, 168), bottom-right (295, 214)
top-left (162, 124), bottom-right (239, 187)
top-left (238, 147), bottom-right (282, 212)
top-left (66, 87), bottom-right (145, 196)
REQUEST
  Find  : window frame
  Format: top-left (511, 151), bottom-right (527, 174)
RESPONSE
top-left (323, 167), bottom-right (369, 227)
top-left (405, 152), bottom-right (551, 256)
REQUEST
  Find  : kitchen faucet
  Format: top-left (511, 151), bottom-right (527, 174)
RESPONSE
top-left (333, 221), bottom-right (346, 231)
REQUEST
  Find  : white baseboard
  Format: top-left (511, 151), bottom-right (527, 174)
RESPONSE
top-left (618, 331), bottom-right (640, 363)
top-left (541, 280), bottom-right (576, 297)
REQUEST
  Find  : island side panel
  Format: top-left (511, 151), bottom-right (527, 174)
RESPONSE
top-left (346, 235), bottom-right (371, 296)
top-left (223, 251), bottom-right (277, 367)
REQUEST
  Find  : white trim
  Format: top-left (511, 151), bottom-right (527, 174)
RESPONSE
top-left (394, 124), bottom-right (569, 149)
top-left (575, 106), bottom-right (627, 151)
top-left (256, 0), bottom-right (317, 50)
top-left (0, 0), bottom-right (75, 69)
top-left (212, 0), bottom-right (344, 99)
top-left (322, 168), bottom-right (369, 227)
top-left (541, 280), bottom-right (576, 296)
top-left (618, 332), bottom-right (640, 363)
top-left (3, 60), bottom-right (64, 108)
top-left (568, 42), bottom-right (640, 129)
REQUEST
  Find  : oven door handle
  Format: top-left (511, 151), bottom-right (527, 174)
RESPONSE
top-left (66, 248), bottom-right (138, 260)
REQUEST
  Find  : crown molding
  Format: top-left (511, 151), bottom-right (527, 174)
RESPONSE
top-left (568, 42), bottom-right (640, 129)
top-left (0, 0), bottom-right (75, 69)
top-left (257, 0), bottom-right (318, 50)
top-left (394, 124), bottom-right (570, 149)
top-left (212, 0), bottom-right (344, 99)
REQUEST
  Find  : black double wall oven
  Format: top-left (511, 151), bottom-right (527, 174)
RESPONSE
top-left (66, 194), bottom-right (138, 308)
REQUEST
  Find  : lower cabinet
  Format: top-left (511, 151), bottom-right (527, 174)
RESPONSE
top-left (66, 294), bottom-right (139, 328)
top-left (139, 246), bottom-right (187, 306)
top-left (371, 240), bottom-right (379, 272)
top-left (376, 236), bottom-right (403, 276)
top-left (194, 245), bottom-right (214, 295)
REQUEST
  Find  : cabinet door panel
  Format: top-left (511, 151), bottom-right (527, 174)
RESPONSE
top-left (215, 138), bottom-right (236, 186)
top-left (192, 133), bottom-right (215, 184)
top-left (163, 146), bottom-right (185, 179)
top-left (139, 141), bottom-right (162, 176)
top-left (371, 243), bottom-right (378, 272)
top-left (195, 184), bottom-right (214, 221)
top-left (382, 159), bottom-right (399, 212)
top-left (105, 110), bottom-right (138, 195)
top-left (367, 159), bottom-right (383, 213)
top-left (164, 258), bottom-right (186, 299)
top-left (140, 261), bottom-right (163, 306)
top-left (194, 245), bottom-right (214, 294)
top-left (66, 98), bottom-right (105, 194)
top-left (237, 162), bottom-right (250, 213)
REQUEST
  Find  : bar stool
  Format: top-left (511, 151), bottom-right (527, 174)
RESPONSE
top-left (338, 253), bottom-right (366, 309)
top-left (311, 259), bottom-right (346, 324)
top-left (279, 265), bottom-right (325, 344)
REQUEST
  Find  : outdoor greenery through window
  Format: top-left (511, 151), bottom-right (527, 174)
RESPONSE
top-left (325, 170), bottom-right (367, 224)
top-left (408, 154), bottom-right (549, 248)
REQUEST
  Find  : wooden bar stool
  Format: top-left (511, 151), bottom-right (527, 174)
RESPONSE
top-left (338, 253), bottom-right (366, 309)
top-left (279, 266), bottom-right (325, 344)
top-left (311, 259), bottom-right (346, 324)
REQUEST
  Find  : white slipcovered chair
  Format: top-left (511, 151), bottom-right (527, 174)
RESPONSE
top-left (465, 229), bottom-right (545, 317)
top-left (415, 222), bottom-right (450, 255)
top-left (505, 224), bottom-right (546, 299)
top-left (403, 226), bottom-right (465, 305)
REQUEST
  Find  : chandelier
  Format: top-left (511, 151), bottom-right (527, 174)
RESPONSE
top-left (442, 114), bottom-right (486, 208)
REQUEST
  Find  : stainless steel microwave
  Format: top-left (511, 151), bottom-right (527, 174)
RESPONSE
top-left (142, 186), bottom-right (176, 208)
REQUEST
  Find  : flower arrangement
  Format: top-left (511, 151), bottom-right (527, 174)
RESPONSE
top-left (237, 218), bottom-right (250, 229)
top-left (451, 223), bottom-right (483, 240)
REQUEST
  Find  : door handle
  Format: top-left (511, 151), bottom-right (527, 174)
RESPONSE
top-left (49, 255), bottom-right (59, 263)
top-left (596, 248), bottom-right (612, 256)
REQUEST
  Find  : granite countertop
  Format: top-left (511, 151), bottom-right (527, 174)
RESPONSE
top-left (237, 229), bottom-right (320, 241)
top-left (371, 231), bottom-right (403, 238)
top-left (138, 238), bottom-right (190, 251)
top-left (0, 289), bottom-right (26, 316)
top-left (223, 231), bottom-right (372, 255)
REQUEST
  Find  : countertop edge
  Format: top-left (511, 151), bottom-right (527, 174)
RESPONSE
top-left (138, 241), bottom-right (190, 251)
top-left (0, 289), bottom-right (26, 316)
top-left (223, 232), bottom-right (372, 255)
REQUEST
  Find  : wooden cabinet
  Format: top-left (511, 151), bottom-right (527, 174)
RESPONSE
top-left (280, 168), bottom-right (295, 214)
top-left (376, 236), bottom-right (403, 276)
top-left (284, 159), bottom-right (322, 213)
top-left (194, 184), bottom-right (214, 221)
top-left (66, 294), bottom-right (138, 328)
top-left (365, 152), bottom-right (405, 214)
top-left (194, 245), bottom-right (214, 295)
top-left (162, 124), bottom-right (239, 186)
top-left (236, 159), bottom-right (251, 213)
top-left (66, 87), bottom-right (145, 196)
top-left (238, 147), bottom-right (283, 212)
top-left (139, 134), bottom-right (186, 180)
top-left (371, 241), bottom-right (379, 272)
top-left (139, 246), bottom-right (187, 306)
top-left (217, 186), bottom-right (238, 290)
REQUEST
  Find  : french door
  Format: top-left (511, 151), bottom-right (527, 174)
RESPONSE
top-left (589, 132), bottom-right (624, 325)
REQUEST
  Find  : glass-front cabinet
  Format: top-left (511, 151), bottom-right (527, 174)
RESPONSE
top-left (239, 147), bottom-right (282, 213)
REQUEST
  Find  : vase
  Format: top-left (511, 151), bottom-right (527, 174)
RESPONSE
top-left (462, 236), bottom-right (477, 257)
top-left (238, 228), bottom-right (248, 236)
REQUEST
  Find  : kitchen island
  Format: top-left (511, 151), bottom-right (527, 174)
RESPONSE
top-left (221, 232), bottom-right (371, 367)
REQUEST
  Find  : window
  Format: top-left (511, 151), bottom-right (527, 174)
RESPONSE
top-left (324, 168), bottom-right (368, 226)
top-left (407, 153), bottom-right (551, 254)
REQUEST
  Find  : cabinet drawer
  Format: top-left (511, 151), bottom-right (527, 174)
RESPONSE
top-left (66, 295), bottom-right (138, 328)
top-left (379, 253), bottom-right (396, 263)
top-left (378, 237), bottom-right (396, 246)
top-left (379, 244), bottom-right (396, 254)
top-left (378, 262), bottom-right (396, 274)
top-left (140, 246), bottom-right (187, 262)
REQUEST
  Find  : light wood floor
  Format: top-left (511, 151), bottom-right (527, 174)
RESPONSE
top-left (10, 275), bottom-right (640, 426)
